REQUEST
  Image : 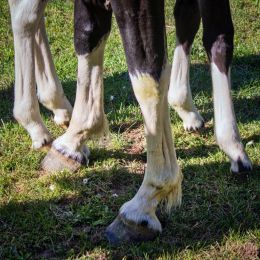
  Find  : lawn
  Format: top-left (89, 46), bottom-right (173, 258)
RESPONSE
top-left (0, 0), bottom-right (259, 259)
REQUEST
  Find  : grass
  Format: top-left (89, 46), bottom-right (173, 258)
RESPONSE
top-left (0, 0), bottom-right (259, 259)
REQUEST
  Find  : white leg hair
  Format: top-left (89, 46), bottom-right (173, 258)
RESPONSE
top-left (50, 37), bottom-right (109, 163)
top-left (211, 63), bottom-right (252, 172)
top-left (168, 43), bottom-right (204, 131)
top-left (9, 0), bottom-right (52, 149)
top-left (120, 66), bottom-right (182, 232)
top-left (35, 17), bottom-right (72, 127)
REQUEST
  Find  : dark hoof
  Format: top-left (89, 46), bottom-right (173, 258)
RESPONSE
top-left (198, 120), bottom-right (205, 130)
top-left (105, 215), bottom-right (159, 245)
top-left (188, 121), bottom-right (205, 132)
top-left (185, 120), bottom-right (205, 133)
top-left (231, 159), bottom-right (253, 179)
top-left (32, 135), bottom-right (53, 150)
top-left (41, 147), bottom-right (83, 173)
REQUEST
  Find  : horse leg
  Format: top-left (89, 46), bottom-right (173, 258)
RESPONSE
top-left (35, 17), bottom-right (72, 128)
top-left (106, 0), bottom-right (182, 244)
top-left (9, 0), bottom-right (52, 149)
top-left (168, 0), bottom-right (204, 131)
top-left (199, 0), bottom-right (252, 174)
top-left (41, 0), bottom-right (112, 172)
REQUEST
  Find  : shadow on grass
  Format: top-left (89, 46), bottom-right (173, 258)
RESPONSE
top-left (0, 156), bottom-right (259, 258)
top-left (0, 55), bottom-right (259, 258)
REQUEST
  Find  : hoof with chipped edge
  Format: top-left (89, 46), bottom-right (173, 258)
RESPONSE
top-left (41, 147), bottom-right (84, 172)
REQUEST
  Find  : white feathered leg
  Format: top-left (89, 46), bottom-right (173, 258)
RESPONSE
top-left (41, 37), bottom-right (108, 172)
top-left (106, 67), bottom-right (182, 243)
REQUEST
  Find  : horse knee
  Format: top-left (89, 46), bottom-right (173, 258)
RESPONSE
top-left (10, 0), bottom-right (45, 35)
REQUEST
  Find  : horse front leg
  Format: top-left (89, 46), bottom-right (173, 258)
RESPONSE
top-left (106, 0), bottom-right (182, 244)
top-left (41, 0), bottom-right (112, 172)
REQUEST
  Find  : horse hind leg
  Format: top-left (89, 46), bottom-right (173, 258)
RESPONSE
top-left (35, 17), bottom-right (73, 128)
top-left (168, 0), bottom-right (204, 131)
top-left (199, 0), bottom-right (252, 175)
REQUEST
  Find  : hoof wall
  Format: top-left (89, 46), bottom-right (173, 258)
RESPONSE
top-left (185, 120), bottom-right (205, 132)
top-left (32, 136), bottom-right (53, 150)
top-left (41, 148), bottom-right (83, 173)
top-left (231, 159), bottom-right (252, 179)
top-left (105, 215), bottom-right (159, 245)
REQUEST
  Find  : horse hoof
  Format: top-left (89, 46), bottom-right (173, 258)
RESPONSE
top-left (230, 158), bottom-right (252, 179)
top-left (41, 147), bottom-right (84, 172)
top-left (105, 215), bottom-right (159, 245)
top-left (32, 134), bottom-right (53, 150)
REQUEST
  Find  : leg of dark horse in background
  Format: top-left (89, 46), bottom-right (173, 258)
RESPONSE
top-left (199, 0), bottom-right (252, 174)
top-left (168, 0), bottom-right (204, 131)
top-left (42, 0), bottom-right (112, 172)
top-left (106, 0), bottom-right (182, 244)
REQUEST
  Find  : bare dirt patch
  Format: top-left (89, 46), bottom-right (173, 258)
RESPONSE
top-left (121, 123), bottom-right (145, 155)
